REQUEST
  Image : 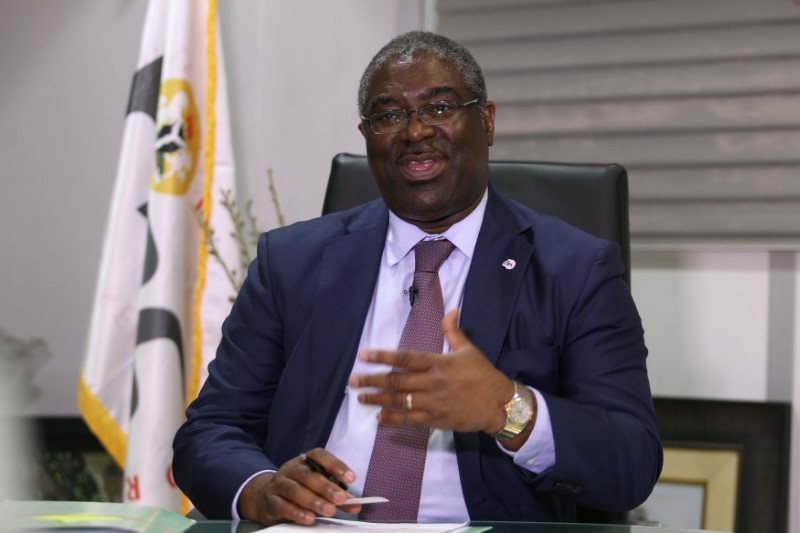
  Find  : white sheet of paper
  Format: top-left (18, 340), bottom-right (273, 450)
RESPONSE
top-left (344, 496), bottom-right (390, 505)
top-left (261, 517), bottom-right (470, 533)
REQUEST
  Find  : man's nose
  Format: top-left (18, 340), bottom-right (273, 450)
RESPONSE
top-left (402, 110), bottom-right (435, 141)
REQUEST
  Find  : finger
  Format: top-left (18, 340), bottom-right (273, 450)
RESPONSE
top-left (339, 503), bottom-right (363, 515)
top-left (349, 367), bottom-right (425, 391)
top-left (271, 470), bottom-right (338, 521)
top-left (357, 348), bottom-right (436, 370)
top-left (377, 408), bottom-right (432, 427)
top-left (357, 389), bottom-right (421, 411)
top-left (264, 494), bottom-right (317, 525)
top-left (292, 461), bottom-right (353, 509)
top-left (442, 308), bottom-right (470, 351)
top-left (304, 448), bottom-right (357, 487)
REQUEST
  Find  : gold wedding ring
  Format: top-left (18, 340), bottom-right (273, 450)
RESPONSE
top-left (406, 392), bottom-right (414, 410)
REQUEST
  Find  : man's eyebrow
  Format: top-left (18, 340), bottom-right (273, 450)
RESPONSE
top-left (368, 95), bottom-right (402, 109)
top-left (367, 86), bottom-right (461, 111)
top-left (420, 86), bottom-right (459, 100)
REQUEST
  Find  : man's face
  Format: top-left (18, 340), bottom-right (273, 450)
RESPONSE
top-left (359, 53), bottom-right (495, 232)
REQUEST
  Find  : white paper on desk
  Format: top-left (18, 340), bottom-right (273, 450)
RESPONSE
top-left (260, 517), bottom-right (470, 533)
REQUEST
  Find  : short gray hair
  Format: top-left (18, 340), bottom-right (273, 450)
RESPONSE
top-left (357, 31), bottom-right (487, 116)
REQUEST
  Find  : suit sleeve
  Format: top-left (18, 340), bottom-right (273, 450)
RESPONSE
top-left (533, 241), bottom-right (662, 510)
top-left (172, 233), bottom-right (285, 519)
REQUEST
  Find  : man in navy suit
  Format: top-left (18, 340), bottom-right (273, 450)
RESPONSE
top-left (173, 31), bottom-right (662, 525)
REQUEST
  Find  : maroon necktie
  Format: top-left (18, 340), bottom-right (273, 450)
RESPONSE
top-left (360, 239), bottom-right (455, 522)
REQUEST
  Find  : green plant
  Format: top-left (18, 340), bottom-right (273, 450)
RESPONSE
top-left (195, 168), bottom-right (285, 298)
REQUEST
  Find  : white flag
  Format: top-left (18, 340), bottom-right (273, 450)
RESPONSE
top-left (79, 0), bottom-right (238, 511)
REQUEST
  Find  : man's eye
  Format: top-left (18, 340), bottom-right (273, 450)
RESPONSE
top-left (429, 102), bottom-right (456, 116)
top-left (375, 111), bottom-right (402, 123)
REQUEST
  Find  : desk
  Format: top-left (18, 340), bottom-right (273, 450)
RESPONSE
top-left (3, 502), bottom-right (724, 533)
top-left (185, 521), bottom-right (723, 533)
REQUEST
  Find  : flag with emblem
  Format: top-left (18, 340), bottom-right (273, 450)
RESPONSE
top-left (78, 0), bottom-right (238, 512)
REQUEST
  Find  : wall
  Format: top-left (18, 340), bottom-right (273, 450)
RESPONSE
top-left (636, 250), bottom-right (777, 401)
top-left (0, 1), bottom-right (148, 416)
top-left (219, 1), bottom-right (424, 229)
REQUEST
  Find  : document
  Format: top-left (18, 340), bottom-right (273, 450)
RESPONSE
top-left (261, 517), bottom-right (488, 533)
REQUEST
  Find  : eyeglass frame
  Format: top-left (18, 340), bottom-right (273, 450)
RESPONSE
top-left (360, 98), bottom-right (482, 135)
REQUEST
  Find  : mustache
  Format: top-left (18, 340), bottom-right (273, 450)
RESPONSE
top-left (400, 144), bottom-right (442, 157)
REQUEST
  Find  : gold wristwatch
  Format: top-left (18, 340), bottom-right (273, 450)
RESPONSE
top-left (492, 380), bottom-right (535, 441)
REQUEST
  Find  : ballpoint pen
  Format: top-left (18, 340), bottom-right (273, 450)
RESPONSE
top-left (301, 452), bottom-right (348, 490)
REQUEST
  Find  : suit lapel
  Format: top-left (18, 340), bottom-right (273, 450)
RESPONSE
top-left (460, 187), bottom-right (535, 364)
top-left (302, 203), bottom-right (389, 449)
top-left (455, 187), bottom-right (535, 510)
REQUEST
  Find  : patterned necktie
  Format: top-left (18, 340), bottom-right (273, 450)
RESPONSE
top-left (360, 238), bottom-right (455, 522)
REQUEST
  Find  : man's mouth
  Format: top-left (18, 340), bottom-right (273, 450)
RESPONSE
top-left (398, 150), bottom-right (447, 179)
top-left (406, 159), bottom-right (438, 172)
top-left (399, 157), bottom-right (446, 181)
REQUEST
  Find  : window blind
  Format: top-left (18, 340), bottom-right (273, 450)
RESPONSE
top-left (437, 0), bottom-right (800, 247)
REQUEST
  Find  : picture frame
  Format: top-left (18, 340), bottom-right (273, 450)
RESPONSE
top-left (636, 444), bottom-right (740, 530)
top-left (650, 398), bottom-right (791, 533)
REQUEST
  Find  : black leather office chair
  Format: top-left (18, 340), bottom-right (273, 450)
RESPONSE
top-left (323, 152), bottom-right (631, 286)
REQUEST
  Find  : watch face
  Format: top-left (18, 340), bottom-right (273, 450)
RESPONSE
top-left (509, 397), bottom-right (533, 425)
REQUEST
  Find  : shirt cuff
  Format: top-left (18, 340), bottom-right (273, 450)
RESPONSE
top-left (231, 469), bottom-right (274, 520)
top-left (496, 387), bottom-right (555, 474)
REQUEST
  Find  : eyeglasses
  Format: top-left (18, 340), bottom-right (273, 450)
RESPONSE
top-left (360, 98), bottom-right (481, 135)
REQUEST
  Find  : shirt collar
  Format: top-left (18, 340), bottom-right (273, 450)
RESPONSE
top-left (385, 187), bottom-right (488, 267)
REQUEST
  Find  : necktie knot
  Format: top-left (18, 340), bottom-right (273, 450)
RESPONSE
top-left (414, 239), bottom-right (455, 273)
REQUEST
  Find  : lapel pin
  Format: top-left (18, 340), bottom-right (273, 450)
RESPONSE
top-left (502, 259), bottom-right (516, 270)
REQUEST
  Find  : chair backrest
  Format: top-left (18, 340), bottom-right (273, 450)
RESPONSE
top-left (324, 153), bottom-right (631, 286)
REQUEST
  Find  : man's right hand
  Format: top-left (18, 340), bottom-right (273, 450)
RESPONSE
top-left (237, 448), bottom-right (361, 525)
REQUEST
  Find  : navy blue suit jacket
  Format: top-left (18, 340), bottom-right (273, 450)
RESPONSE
top-left (173, 185), bottom-right (662, 521)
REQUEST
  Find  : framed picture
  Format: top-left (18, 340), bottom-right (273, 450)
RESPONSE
top-left (645, 398), bottom-right (791, 533)
top-left (634, 444), bottom-right (740, 530)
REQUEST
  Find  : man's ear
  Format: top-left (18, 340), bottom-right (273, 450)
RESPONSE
top-left (358, 122), bottom-right (368, 139)
top-left (483, 100), bottom-right (496, 147)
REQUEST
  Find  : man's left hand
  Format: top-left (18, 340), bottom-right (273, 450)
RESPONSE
top-left (349, 308), bottom-right (513, 434)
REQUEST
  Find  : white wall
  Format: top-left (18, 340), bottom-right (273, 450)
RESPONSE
top-left (0, 1), bottom-right (148, 416)
top-left (634, 250), bottom-right (773, 401)
top-left (219, 1), bottom-right (422, 229)
top-left (633, 249), bottom-right (798, 405)
top-left (793, 259), bottom-right (800, 533)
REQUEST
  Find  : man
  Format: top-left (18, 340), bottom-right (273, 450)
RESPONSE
top-left (173, 31), bottom-right (662, 525)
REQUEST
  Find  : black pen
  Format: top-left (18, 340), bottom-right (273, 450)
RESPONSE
top-left (301, 452), bottom-right (348, 490)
